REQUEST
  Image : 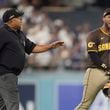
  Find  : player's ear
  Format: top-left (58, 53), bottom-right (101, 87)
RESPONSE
top-left (102, 16), bottom-right (105, 22)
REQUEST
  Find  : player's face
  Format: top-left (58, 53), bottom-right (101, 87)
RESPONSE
top-left (103, 15), bottom-right (110, 28)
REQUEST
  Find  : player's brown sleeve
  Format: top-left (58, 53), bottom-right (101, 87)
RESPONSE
top-left (86, 32), bottom-right (98, 52)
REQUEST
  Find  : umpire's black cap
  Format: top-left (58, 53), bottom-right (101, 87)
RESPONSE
top-left (103, 8), bottom-right (110, 17)
top-left (2, 8), bottom-right (24, 23)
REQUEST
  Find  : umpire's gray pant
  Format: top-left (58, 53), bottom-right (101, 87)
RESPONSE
top-left (0, 73), bottom-right (19, 110)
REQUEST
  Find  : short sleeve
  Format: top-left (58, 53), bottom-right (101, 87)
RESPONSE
top-left (25, 38), bottom-right (36, 54)
top-left (87, 32), bottom-right (98, 52)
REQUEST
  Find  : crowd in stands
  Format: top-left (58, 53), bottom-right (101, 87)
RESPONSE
top-left (0, 0), bottom-right (98, 71)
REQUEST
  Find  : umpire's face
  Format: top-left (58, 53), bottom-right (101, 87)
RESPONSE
top-left (7, 17), bottom-right (23, 30)
top-left (103, 15), bottom-right (110, 28)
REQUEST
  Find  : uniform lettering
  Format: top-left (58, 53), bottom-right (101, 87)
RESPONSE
top-left (98, 43), bottom-right (110, 51)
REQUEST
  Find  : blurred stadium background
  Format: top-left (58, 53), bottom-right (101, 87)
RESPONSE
top-left (0, 0), bottom-right (110, 110)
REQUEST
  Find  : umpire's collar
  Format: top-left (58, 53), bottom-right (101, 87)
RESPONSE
top-left (4, 24), bottom-right (19, 33)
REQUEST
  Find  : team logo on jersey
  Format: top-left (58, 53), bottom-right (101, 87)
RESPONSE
top-left (98, 43), bottom-right (110, 51)
top-left (88, 42), bottom-right (95, 48)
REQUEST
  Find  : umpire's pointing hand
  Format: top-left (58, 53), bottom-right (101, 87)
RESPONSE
top-left (50, 41), bottom-right (64, 49)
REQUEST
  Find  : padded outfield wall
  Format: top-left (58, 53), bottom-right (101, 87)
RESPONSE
top-left (18, 70), bottom-right (110, 110)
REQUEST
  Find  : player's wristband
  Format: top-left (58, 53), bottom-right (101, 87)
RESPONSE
top-left (101, 63), bottom-right (109, 70)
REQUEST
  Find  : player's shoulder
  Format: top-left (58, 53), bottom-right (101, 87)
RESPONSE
top-left (87, 28), bottom-right (100, 39)
top-left (88, 28), bottom-right (100, 36)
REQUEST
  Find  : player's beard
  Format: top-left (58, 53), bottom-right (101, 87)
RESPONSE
top-left (105, 23), bottom-right (110, 31)
top-left (108, 24), bottom-right (110, 29)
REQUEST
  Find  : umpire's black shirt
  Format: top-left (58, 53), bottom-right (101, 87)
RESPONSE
top-left (0, 24), bottom-right (36, 75)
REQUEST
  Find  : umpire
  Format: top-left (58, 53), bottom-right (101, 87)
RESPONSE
top-left (0, 8), bottom-right (64, 110)
top-left (75, 8), bottom-right (110, 110)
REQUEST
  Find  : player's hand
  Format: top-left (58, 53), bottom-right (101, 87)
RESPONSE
top-left (101, 63), bottom-right (110, 76)
top-left (102, 82), bottom-right (110, 98)
top-left (50, 41), bottom-right (64, 49)
top-left (105, 71), bottom-right (110, 76)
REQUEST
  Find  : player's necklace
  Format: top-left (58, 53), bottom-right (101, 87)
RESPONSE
top-left (100, 27), bottom-right (110, 36)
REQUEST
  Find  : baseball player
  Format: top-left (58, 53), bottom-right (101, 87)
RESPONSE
top-left (0, 8), bottom-right (64, 110)
top-left (75, 8), bottom-right (110, 110)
